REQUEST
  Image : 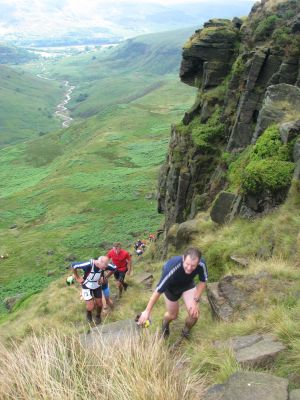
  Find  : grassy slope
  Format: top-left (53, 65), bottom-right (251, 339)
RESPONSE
top-left (0, 186), bottom-right (299, 389)
top-left (0, 64), bottom-right (63, 146)
top-left (0, 29), bottom-right (196, 316)
top-left (39, 27), bottom-right (196, 119)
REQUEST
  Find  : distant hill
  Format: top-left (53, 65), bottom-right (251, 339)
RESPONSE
top-left (0, 65), bottom-right (63, 146)
top-left (45, 27), bottom-right (197, 119)
top-left (0, 43), bottom-right (37, 65)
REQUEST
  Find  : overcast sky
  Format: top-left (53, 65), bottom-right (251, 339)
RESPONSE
top-left (0, 0), bottom-right (257, 41)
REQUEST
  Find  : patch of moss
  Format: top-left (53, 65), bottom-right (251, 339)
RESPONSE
top-left (241, 159), bottom-right (294, 194)
top-left (191, 106), bottom-right (225, 151)
top-left (228, 125), bottom-right (296, 194)
top-left (254, 15), bottom-right (280, 40)
top-left (250, 125), bottom-right (290, 161)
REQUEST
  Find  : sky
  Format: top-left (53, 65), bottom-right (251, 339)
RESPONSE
top-left (0, 0), bottom-right (257, 43)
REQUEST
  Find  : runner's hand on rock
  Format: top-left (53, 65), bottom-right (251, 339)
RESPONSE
top-left (138, 310), bottom-right (150, 325)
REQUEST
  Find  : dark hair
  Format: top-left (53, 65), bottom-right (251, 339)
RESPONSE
top-left (183, 247), bottom-right (201, 260)
top-left (113, 242), bottom-right (121, 248)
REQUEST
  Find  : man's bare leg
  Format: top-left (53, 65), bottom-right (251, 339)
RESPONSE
top-left (182, 288), bottom-right (199, 338)
top-left (162, 296), bottom-right (179, 337)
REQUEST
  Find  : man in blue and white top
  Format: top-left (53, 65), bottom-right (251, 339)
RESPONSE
top-left (72, 256), bottom-right (116, 324)
top-left (138, 247), bottom-right (208, 338)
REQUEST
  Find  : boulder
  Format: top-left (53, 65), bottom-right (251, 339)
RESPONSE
top-left (206, 282), bottom-right (234, 322)
top-left (207, 273), bottom-right (279, 321)
top-left (252, 84), bottom-right (300, 143)
top-left (203, 371), bottom-right (289, 400)
top-left (9, 224), bottom-right (17, 229)
top-left (290, 389), bottom-right (300, 400)
top-left (134, 272), bottom-right (154, 288)
top-left (230, 255), bottom-right (249, 267)
top-left (279, 119), bottom-right (300, 144)
top-left (175, 219), bottom-right (199, 248)
top-left (4, 294), bottom-right (23, 311)
top-left (210, 191), bottom-right (236, 224)
top-left (180, 20), bottom-right (238, 87)
top-left (215, 333), bottom-right (286, 368)
top-left (80, 319), bottom-right (139, 348)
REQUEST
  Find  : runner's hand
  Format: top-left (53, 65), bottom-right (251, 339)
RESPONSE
top-left (138, 310), bottom-right (150, 325)
top-left (189, 303), bottom-right (199, 319)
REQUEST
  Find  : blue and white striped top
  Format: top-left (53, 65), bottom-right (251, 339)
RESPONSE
top-left (156, 255), bottom-right (208, 294)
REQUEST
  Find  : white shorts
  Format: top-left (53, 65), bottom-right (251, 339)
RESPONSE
top-left (81, 287), bottom-right (102, 301)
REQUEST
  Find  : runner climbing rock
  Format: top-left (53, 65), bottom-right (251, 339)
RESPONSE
top-left (138, 247), bottom-right (208, 338)
top-left (72, 256), bottom-right (113, 324)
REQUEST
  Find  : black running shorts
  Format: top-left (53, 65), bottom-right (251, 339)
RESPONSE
top-left (164, 281), bottom-right (195, 301)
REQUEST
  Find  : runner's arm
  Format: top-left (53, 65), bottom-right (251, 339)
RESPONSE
top-left (127, 255), bottom-right (132, 275)
top-left (138, 290), bottom-right (161, 324)
top-left (71, 261), bottom-right (91, 285)
top-left (194, 281), bottom-right (206, 301)
top-left (72, 267), bottom-right (84, 284)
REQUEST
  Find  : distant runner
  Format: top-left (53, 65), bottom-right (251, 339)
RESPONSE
top-left (138, 247), bottom-right (208, 338)
top-left (72, 256), bottom-right (114, 324)
top-left (107, 242), bottom-right (132, 298)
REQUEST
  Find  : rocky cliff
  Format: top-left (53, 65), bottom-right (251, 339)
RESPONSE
top-left (158, 0), bottom-right (300, 233)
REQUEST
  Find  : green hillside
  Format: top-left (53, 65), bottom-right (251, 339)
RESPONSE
top-left (0, 65), bottom-right (63, 146)
top-left (0, 28), bottom-right (196, 317)
top-left (37, 27), bottom-right (195, 120)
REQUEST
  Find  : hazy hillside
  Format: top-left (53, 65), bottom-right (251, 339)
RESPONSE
top-left (0, 64), bottom-right (63, 146)
top-left (38, 28), bottom-right (196, 120)
top-left (0, 43), bottom-right (37, 64)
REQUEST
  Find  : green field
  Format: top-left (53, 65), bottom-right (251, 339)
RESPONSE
top-left (0, 29), bottom-right (196, 316)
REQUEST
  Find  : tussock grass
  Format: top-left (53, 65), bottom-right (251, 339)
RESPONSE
top-left (0, 330), bottom-right (205, 400)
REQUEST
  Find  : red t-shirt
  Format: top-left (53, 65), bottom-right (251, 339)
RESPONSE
top-left (107, 249), bottom-right (131, 272)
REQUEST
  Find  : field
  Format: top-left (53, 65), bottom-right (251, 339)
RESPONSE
top-left (0, 29), bottom-right (196, 317)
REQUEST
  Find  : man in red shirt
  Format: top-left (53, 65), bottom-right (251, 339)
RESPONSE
top-left (107, 242), bottom-right (132, 298)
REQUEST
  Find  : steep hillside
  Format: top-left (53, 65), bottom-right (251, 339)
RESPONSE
top-left (0, 64), bottom-right (63, 146)
top-left (0, 30), bottom-right (195, 317)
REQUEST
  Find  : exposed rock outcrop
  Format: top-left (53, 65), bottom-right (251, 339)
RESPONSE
top-left (214, 333), bottom-right (286, 368)
top-left (203, 371), bottom-right (289, 400)
top-left (206, 272), bottom-right (293, 321)
top-left (158, 0), bottom-right (300, 234)
top-left (80, 319), bottom-right (139, 347)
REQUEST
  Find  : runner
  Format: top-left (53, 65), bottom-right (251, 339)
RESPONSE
top-left (72, 256), bottom-right (113, 324)
top-left (107, 242), bottom-right (132, 298)
top-left (138, 247), bottom-right (208, 338)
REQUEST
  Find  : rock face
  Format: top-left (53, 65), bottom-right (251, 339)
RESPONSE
top-left (134, 272), bottom-right (154, 288)
top-left (80, 319), bottom-right (139, 347)
top-left (210, 192), bottom-right (236, 224)
top-left (215, 333), bottom-right (286, 368)
top-left (290, 390), bottom-right (300, 400)
top-left (157, 0), bottom-right (300, 234)
top-left (252, 84), bottom-right (300, 143)
top-left (203, 371), bottom-right (289, 400)
top-left (206, 272), bottom-right (290, 321)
